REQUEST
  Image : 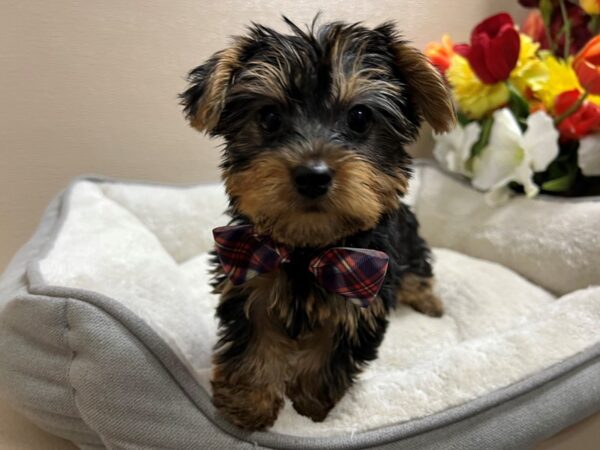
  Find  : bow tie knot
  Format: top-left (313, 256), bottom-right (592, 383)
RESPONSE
top-left (213, 225), bottom-right (389, 307)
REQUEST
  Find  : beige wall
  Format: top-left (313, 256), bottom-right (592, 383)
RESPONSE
top-left (0, 0), bottom-right (526, 267)
top-left (2, 3), bottom-right (600, 448)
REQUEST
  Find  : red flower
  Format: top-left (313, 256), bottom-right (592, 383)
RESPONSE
top-left (454, 13), bottom-right (520, 84)
top-left (574, 35), bottom-right (600, 95)
top-left (554, 90), bottom-right (600, 140)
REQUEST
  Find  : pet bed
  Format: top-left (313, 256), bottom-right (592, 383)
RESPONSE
top-left (0, 162), bottom-right (598, 449)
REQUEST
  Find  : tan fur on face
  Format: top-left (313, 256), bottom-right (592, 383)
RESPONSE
top-left (225, 148), bottom-right (405, 247)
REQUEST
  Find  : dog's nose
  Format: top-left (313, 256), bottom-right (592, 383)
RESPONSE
top-left (293, 162), bottom-right (332, 198)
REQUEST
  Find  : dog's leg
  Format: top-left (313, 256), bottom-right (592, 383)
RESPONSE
top-left (286, 301), bottom-right (388, 422)
top-left (212, 375), bottom-right (283, 430)
top-left (285, 327), bottom-right (342, 422)
top-left (211, 283), bottom-right (291, 430)
top-left (396, 273), bottom-right (443, 317)
top-left (285, 369), bottom-right (345, 423)
top-left (393, 206), bottom-right (444, 317)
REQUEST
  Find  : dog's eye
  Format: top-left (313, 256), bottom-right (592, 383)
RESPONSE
top-left (347, 105), bottom-right (372, 134)
top-left (258, 106), bottom-right (282, 133)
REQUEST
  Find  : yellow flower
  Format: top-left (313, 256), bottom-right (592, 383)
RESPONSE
top-left (509, 34), bottom-right (549, 98)
top-left (447, 54), bottom-right (509, 119)
top-left (581, 0), bottom-right (600, 15)
top-left (536, 53), bottom-right (600, 109)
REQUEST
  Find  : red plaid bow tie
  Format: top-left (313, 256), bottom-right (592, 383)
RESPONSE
top-left (213, 224), bottom-right (389, 307)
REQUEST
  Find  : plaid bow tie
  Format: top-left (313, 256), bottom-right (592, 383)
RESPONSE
top-left (213, 224), bottom-right (389, 307)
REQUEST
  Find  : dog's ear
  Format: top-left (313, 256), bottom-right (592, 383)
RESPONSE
top-left (180, 43), bottom-right (244, 133)
top-left (378, 24), bottom-right (456, 134)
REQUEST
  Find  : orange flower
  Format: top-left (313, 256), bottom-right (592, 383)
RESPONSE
top-left (573, 35), bottom-right (600, 95)
top-left (425, 34), bottom-right (455, 74)
top-left (581, 0), bottom-right (600, 15)
top-left (529, 101), bottom-right (547, 114)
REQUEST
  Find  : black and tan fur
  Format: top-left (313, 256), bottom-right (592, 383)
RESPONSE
top-left (180, 17), bottom-right (454, 430)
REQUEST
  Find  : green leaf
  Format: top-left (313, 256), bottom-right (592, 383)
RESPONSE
top-left (507, 83), bottom-right (530, 122)
top-left (547, 162), bottom-right (563, 179)
top-left (471, 116), bottom-right (494, 157)
top-left (541, 164), bottom-right (578, 192)
top-left (542, 175), bottom-right (572, 192)
top-left (456, 111), bottom-right (471, 127)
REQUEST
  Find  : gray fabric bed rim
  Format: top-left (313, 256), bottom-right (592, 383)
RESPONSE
top-left (11, 168), bottom-right (597, 448)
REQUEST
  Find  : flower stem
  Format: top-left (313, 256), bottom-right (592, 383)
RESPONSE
top-left (554, 91), bottom-right (589, 125)
top-left (541, 3), bottom-right (557, 54)
top-left (590, 15), bottom-right (600, 35)
top-left (558, 0), bottom-right (571, 60)
top-left (544, 22), bottom-right (557, 54)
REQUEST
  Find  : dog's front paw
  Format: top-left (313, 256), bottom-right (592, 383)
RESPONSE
top-left (286, 382), bottom-right (337, 423)
top-left (409, 291), bottom-right (444, 317)
top-left (212, 380), bottom-right (283, 431)
top-left (291, 399), bottom-right (333, 423)
top-left (397, 274), bottom-right (444, 317)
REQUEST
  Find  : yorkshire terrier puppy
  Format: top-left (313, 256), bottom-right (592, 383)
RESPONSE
top-left (181, 18), bottom-right (455, 431)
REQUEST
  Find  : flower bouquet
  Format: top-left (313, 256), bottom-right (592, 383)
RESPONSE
top-left (426, 0), bottom-right (600, 203)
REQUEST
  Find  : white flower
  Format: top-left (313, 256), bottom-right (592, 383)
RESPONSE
top-left (472, 108), bottom-right (559, 204)
top-left (433, 122), bottom-right (481, 175)
top-left (578, 134), bottom-right (600, 176)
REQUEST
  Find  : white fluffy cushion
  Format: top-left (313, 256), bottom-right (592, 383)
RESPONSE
top-left (412, 165), bottom-right (600, 296)
top-left (35, 168), bottom-right (600, 437)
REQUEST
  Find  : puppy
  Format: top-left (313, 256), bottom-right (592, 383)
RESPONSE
top-left (180, 18), bottom-right (455, 430)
